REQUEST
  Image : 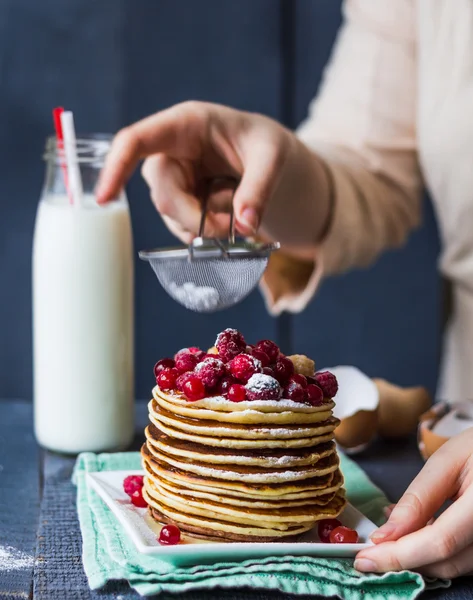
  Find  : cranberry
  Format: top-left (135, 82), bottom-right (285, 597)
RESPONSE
top-left (159, 524), bottom-right (181, 545)
top-left (195, 357), bottom-right (226, 390)
top-left (273, 357), bottom-right (294, 384)
top-left (229, 353), bottom-right (262, 383)
top-left (317, 518), bottom-right (342, 543)
top-left (262, 366), bottom-right (274, 376)
top-left (188, 347), bottom-right (206, 361)
top-left (284, 382), bottom-right (306, 402)
top-left (314, 371), bottom-right (338, 398)
top-left (228, 384), bottom-right (247, 402)
top-left (215, 328), bottom-right (246, 362)
top-left (290, 374), bottom-right (308, 388)
top-left (216, 376), bottom-right (235, 395)
top-left (246, 374), bottom-right (282, 400)
top-left (176, 372), bottom-right (193, 392)
top-left (123, 475), bottom-right (144, 497)
top-left (329, 526), bottom-right (359, 544)
top-left (182, 375), bottom-right (206, 401)
top-left (175, 352), bottom-right (198, 374)
top-left (251, 348), bottom-right (270, 367)
top-left (130, 488), bottom-right (147, 508)
top-left (157, 367), bottom-right (179, 391)
top-left (255, 339), bottom-right (280, 363)
top-left (305, 384), bottom-right (324, 406)
top-left (153, 358), bottom-right (175, 378)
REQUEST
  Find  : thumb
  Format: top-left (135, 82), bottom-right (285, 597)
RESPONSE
top-left (233, 141), bottom-right (286, 235)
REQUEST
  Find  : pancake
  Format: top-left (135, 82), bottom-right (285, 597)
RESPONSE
top-left (153, 414), bottom-right (338, 450)
top-left (149, 400), bottom-right (340, 440)
top-left (155, 388), bottom-right (334, 425)
top-left (142, 445), bottom-right (343, 497)
top-left (153, 476), bottom-right (338, 509)
top-left (145, 424), bottom-right (336, 468)
top-left (154, 386), bottom-right (333, 414)
top-left (145, 440), bottom-right (339, 484)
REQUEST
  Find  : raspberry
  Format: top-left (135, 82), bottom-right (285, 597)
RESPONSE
top-left (273, 356), bottom-right (295, 384)
top-left (329, 526), bottom-right (359, 544)
top-left (215, 328), bottom-right (246, 362)
top-left (123, 475), bottom-right (144, 497)
top-left (314, 371), bottom-right (338, 398)
top-left (182, 375), bottom-right (206, 401)
top-left (228, 384), bottom-right (247, 402)
top-left (229, 353), bottom-right (262, 383)
top-left (251, 348), bottom-right (270, 367)
top-left (290, 374), bottom-right (308, 388)
top-left (175, 352), bottom-right (198, 374)
top-left (318, 518), bottom-right (342, 543)
top-left (159, 524), bottom-right (181, 545)
top-left (216, 376), bottom-right (236, 395)
top-left (255, 339), bottom-right (280, 363)
top-left (189, 347), bottom-right (206, 362)
top-left (305, 384), bottom-right (324, 406)
top-left (284, 382), bottom-right (306, 402)
top-left (130, 488), bottom-right (147, 508)
top-left (153, 358), bottom-right (175, 378)
top-left (176, 372), bottom-right (193, 392)
top-left (157, 367), bottom-right (179, 391)
top-left (195, 357), bottom-right (226, 390)
top-left (245, 374), bottom-right (282, 401)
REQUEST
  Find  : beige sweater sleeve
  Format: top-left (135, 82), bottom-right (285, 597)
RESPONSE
top-left (261, 0), bottom-right (423, 315)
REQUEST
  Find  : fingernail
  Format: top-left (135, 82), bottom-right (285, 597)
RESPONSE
top-left (354, 558), bottom-right (378, 573)
top-left (370, 524), bottom-right (395, 541)
top-left (383, 505), bottom-right (395, 518)
top-left (239, 207), bottom-right (259, 233)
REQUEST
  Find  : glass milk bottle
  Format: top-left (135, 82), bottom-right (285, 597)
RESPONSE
top-left (33, 136), bottom-right (134, 453)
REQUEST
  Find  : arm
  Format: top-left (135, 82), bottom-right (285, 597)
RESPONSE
top-left (260, 0), bottom-right (422, 313)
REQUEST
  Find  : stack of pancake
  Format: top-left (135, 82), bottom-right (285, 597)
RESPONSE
top-left (141, 386), bottom-right (346, 542)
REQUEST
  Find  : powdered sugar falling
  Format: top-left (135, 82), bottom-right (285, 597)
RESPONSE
top-left (0, 545), bottom-right (34, 572)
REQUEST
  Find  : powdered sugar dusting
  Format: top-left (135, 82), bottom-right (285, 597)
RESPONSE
top-left (246, 373), bottom-right (281, 394)
top-left (0, 545), bottom-right (34, 572)
top-left (169, 282), bottom-right (220, 311)
top-left (195, 357), bottom-right (224, 373)
top-left (215, 328), bottom-right (239, 345)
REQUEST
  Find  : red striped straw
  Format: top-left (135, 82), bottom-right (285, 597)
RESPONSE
top-left (52, 106), bottom-right (73, 205)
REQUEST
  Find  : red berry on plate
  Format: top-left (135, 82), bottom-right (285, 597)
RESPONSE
top-left (317, 518), bottom-right (342, 543)
top-left (305, 384), bottom-right (324, 406)
top-left (159, 524), bottom-right (181, 545)
top-left (245, 374), bottom-right (282, 401)
top-left (284, 382), bottom-right (306, 402)
top-left (195, 357), bottom-right (226, 390)
top-left (157, 367), bottom-right (179, 391)
top-left (215, 328), bottom-right (246, 362)
top-left (123, 475), bottom-right (144, 497)
top-left (250, 348), bottom-right (270, 367)
top-left (182, 375), bottom-right (206, 401)
top-left (215, 376), bottom-right (235, 395)
top-left (229, 353), bottom-right (262, 383)
top-left (329, 525), bottom-right (359, 544)
top-left (153, 358), bottom-right (175, 378)
top-left (256, 339), bottom-right (280, 364)
top-left (314, 371), bottom-right (338, 398)
top-left (228, 383), bottom-right (247, 402)
top-left (130, 488), bottom-right (148, 508)
top-left (175, 352), bottom-right (198, 374)
top-left (290, 374), bottom-right (308, 388)
top-left (273, 356), bottom-right (295, 384)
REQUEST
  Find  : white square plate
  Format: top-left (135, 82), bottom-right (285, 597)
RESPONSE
top-left (87, 470), bottom-right (375, 567)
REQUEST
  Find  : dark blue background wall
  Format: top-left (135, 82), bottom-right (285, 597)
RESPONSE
top-left (0, 0), bottom-right (441, 401)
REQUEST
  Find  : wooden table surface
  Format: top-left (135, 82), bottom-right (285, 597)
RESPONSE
top-left (0, 399), bottom-right (471, 600)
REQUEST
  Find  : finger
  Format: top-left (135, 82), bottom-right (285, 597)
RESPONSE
top-left (97, 102), bottom-right (207, 203)
top-left (370, 443), bottom-right (463, 543)
top-left (355, 487), bottom-right (473, 573)
top-left (418, 543), bottom-right (473, 579)
top-left (233, 136), bottom-right (288, 235)
top-left (161, 215), bottom-right (194, 245)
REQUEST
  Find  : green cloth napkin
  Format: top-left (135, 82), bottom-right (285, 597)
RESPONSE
top-left (74, 451), bottom-right (445, 599)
